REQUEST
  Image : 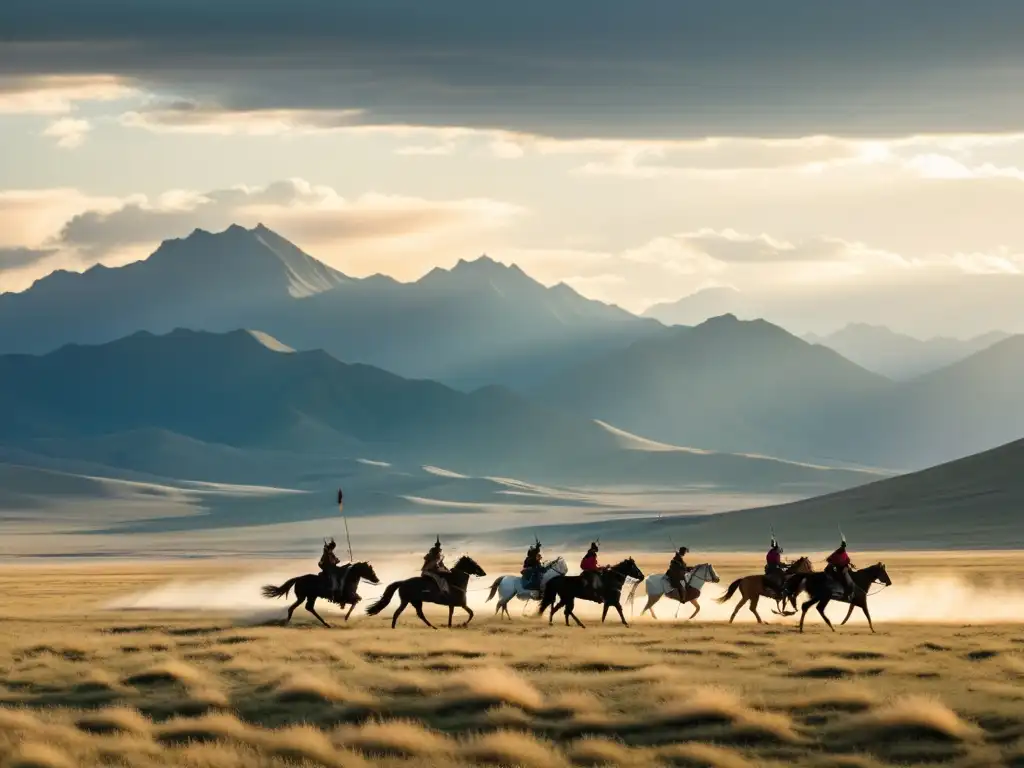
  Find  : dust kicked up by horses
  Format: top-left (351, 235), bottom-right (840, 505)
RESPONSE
top-left (261, 532), bottom-right (894, 633)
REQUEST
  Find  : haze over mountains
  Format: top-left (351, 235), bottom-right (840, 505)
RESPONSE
top-left (1, 222), bottom-right (1021, 553)
top-left (806, 325), bottom-right (1012, 381)
top-left (0, 327), bottom-right (874, 494)
top-left (644, 288), bottom-right (1012, 380)
top-left (536, 314), bottom-right (1024, 472)
top-left (0, 224), bottom-right (661, 391)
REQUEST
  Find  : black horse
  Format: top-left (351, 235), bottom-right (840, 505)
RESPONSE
top-left (364, 555), bottom-right (487, 629)
top-left (537, 558), bottom-right (645, 628)
top-left (261, 561), bottom-right (380, 628)
top-left (786, 562), bottom-right (892, 633)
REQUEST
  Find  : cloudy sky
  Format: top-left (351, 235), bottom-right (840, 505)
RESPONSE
top-left (4, 1), bottom-right (1024, 336)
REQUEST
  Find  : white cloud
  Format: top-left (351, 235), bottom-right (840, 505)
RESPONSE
top-left (43, 117), bottom-right (91, 148)
top-left (120, 102), bottom-right (366, 136)
top-left (395, 143), bottom-right (457, 156)
top-left (0, 75), bottom-right (135, 114)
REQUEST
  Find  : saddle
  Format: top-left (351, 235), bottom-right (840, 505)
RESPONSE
top-left (423, 569), bottom-right (460, 597)
top-left (522, 567), bottom-right (544, 591)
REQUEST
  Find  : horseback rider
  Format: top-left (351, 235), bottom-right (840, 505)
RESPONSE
top-left (319, 539), bottom-right (342, 595)
top-left (580, 542), bottom-right (603, 598)
top-left (521, 540), bottom-right (544, 591)
top-left (422, 536), bottom-right (451, 594)
top-left (764, 537), bottom-right (784, 593)
top-left (826, 538), bottom-right (855, 600)
top-left (666, 546), bottom-right (690, 599)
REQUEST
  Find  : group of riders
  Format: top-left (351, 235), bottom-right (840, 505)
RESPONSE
top-left (316, 531), bottom-right (860, 604)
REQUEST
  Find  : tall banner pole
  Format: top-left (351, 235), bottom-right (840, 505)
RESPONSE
top-left (338, 488), bottom-right (353, 561)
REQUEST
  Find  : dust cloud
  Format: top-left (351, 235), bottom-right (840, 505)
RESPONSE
top-left (102, 566), bottom-right (1024, 626)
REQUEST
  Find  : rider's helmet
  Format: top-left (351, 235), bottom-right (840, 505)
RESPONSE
top-left (678, 546), bottom-right (689, 555)
top-left (590, 541), bottom-right (599, 552)
top-left (326, 539), bottom-right (336, 551)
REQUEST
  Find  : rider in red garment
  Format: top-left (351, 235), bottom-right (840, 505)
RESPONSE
top-left (764, 538), bottom-right (784, 592)
top-left (580, 542), bottom-right (602, 597)
top-left (826, 539), bottom-right (855, 599)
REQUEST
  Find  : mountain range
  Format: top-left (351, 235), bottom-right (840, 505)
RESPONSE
top-left (0, 327), bottom-right (877, 496)
top-left (644, 288), bottom-right (1011, 379)
top-left (0, 224), bottom-right (662, 391)
top-left (3, 222), bottom-right (1023, 552)
top-left (535, 314), bottom-right (1024, 471)
top-left (804, 324), bottom-right (1012, 380)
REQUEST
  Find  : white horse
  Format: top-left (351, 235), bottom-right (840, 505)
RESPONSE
top-left (635, 562), bottom-right (720, 620)
top-left (486, 557), bottom-right (569, 619)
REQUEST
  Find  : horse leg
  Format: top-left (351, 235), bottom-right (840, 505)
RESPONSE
top-left (799, 598), bottom-right (816, 632)
top-left (344, 602), bottom-right (358, 621)
top-left (462, 605), bottom-right (474, 627)
top-left (565, 597), bottom-right (585, 628)
top-left (447, 605), bottom-right (455, 628)
top-left (285, 595), bottom-right (303, 624)
top-left (689, 599), bottom-right (700, 620)
top-left (749, 594), bottom-right (763, 624)
top-left (840, 603), bottom-right (855, 625)
top-left (601, 603), bottom-right (610, 623)
top-left (817, 598), bottom-right (836, 632)
top-left (642, 592), bottom-right (661, 616)
top-left (305, 596), bottom-right (330, 628)
top-left (413, 600), bottom-right (437, 630)
top-left (549, 599), bottom-right (564, 625)
top-left (612, 602), bottom-right (629, 627)
top-left (391, 598), bottom-right (408, 629)
top-left (860, 600), bottom-right (875, 633)
top-left (730, 593), bottom-right (748, 623)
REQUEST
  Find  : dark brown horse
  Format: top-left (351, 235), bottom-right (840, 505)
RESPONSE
top-left (364, 555), bottom-right (487, 629)
top-left (261, 561), bottom-right (380, 628)
top-left (537, 558), bottom-right (645, 628)
top-left (787, 563), bottom-right (892, 633)
top-left (715, 556), bottom-right (813, 623)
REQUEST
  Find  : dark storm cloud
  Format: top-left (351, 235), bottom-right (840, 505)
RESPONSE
top-left (3, 1), bottom-right (1024, 138)
top-left (0, 247), bottom-right (57, 270)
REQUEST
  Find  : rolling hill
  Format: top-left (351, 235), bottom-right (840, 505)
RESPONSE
top-left (0, 328), bottom-right (880, 495)
top-left (495, 435), bottom-right (1024, 550)
top-left (0, 224), bottom-right (664, 390)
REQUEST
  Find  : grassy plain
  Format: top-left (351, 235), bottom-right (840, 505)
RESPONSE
top-left (1, 554), bottom-right (1023, 767)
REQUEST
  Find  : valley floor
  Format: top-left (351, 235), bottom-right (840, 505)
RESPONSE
top-left (1, 556), bottom-right (1023, 767)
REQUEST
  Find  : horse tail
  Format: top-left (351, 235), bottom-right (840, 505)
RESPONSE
top-left (715, 577), bottom-right (743, 604)
top-left (486, 576), bottom-right (503, 602)
top-left (537, 577), bottom-right (560, 615)
top-left (261, 576), bottom-right (300, 600)
top-left (365, 581), bottom-right (401, 616)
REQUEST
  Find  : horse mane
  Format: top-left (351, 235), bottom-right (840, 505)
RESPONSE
top-left (454, 554), bottom-right (479, 569)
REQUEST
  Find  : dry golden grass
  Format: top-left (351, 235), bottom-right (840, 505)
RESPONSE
top-left (1, 554), bottom-right (1023, 767)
